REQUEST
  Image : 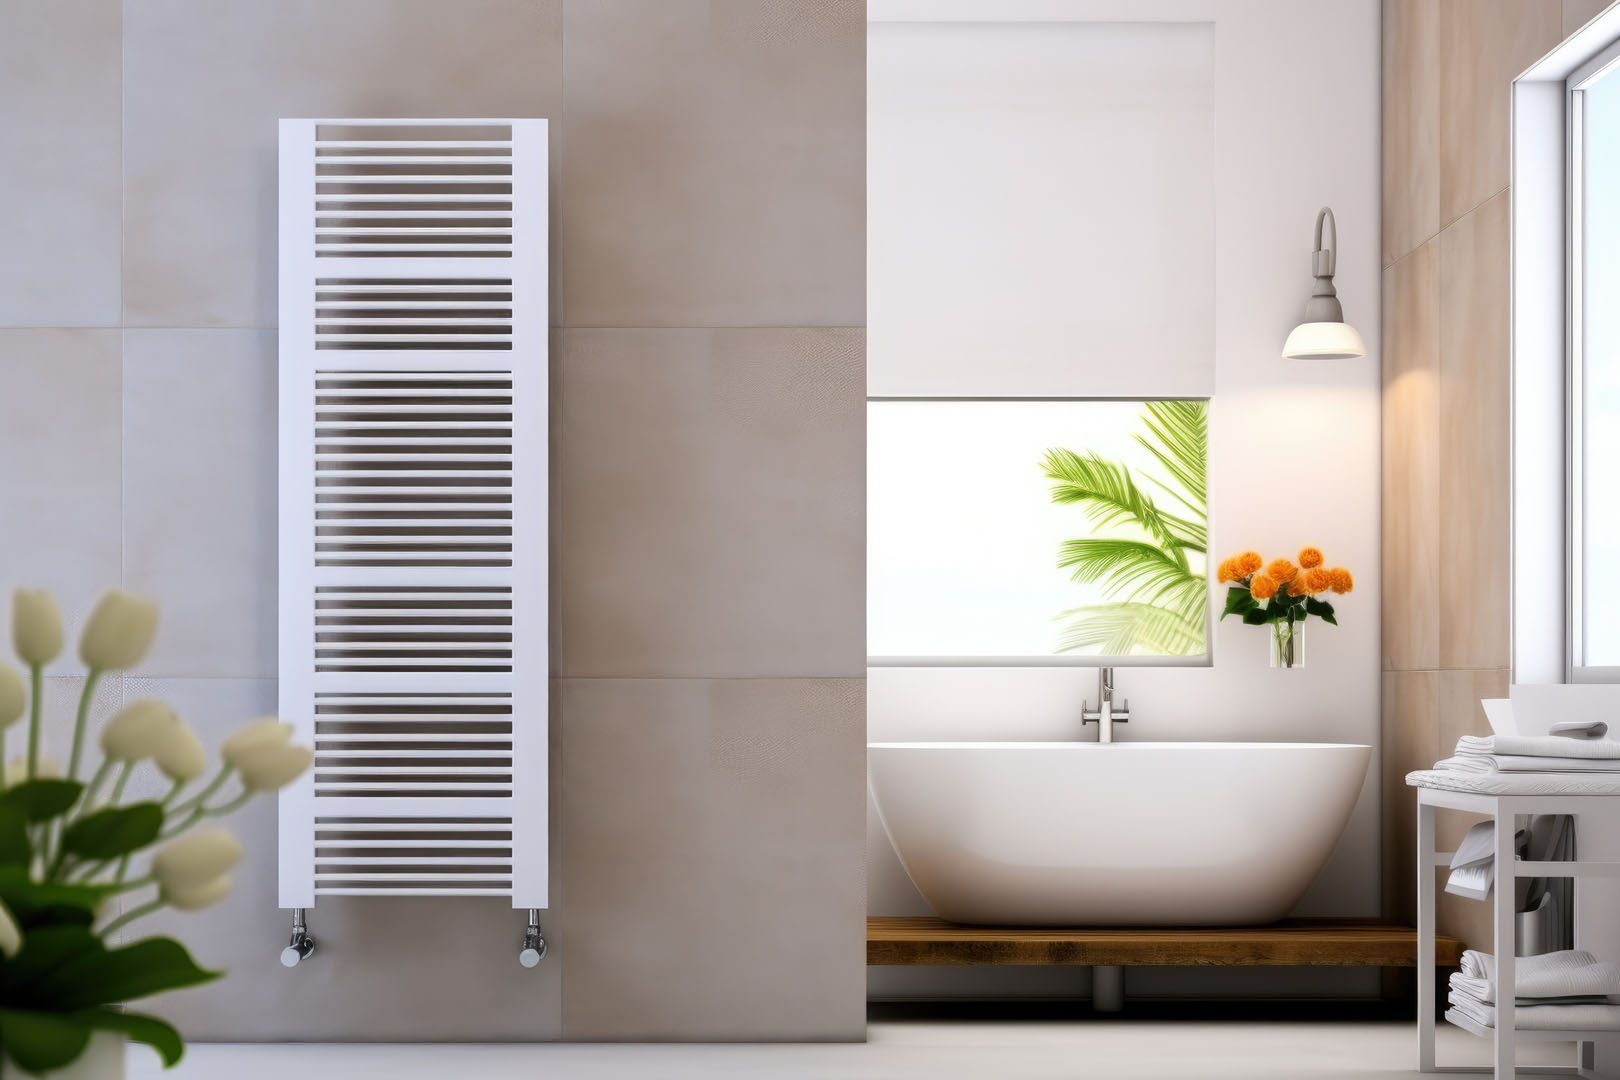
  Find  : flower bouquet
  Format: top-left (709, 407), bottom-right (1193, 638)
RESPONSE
top-left (1216, 547), bottom-right (1353, 668)
top-left (0, 587), bottom-right (311, 1077)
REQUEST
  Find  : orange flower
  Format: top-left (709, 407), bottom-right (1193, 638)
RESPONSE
top-left (1298, 546), bottom-right (1324, 570)
top-left (1237, 551), bottom-right (1263, 576)
top-left (1328, 567), bottom-right (1354, 595)
top-left (1287, 575), bottom-right (1311, 597)
top-left (1249, 573), bottom-right (1278, 600)
top-left (1305, 567), bottom-right (1332, 594)
top-left (1266, 558), bottom-right (1297, 583)
top-left (1216, 558), bottom-right (1238, 584)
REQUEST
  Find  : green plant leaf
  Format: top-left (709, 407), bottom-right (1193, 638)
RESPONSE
top-left (0, 780), bottom-right (84, 823)
top-left (1307, 597), bottom-right (1338, 625)
top-left (0, 1009), bottom-right (93, 1073)
top-left (1055, 602), bottom-right (1206, 656)
top-left (0, 805), bottom-right (28, 868)
top-left (1221, 586), bottom-right (1256, 619)
top-left (75, 1007), bottom-right (185, 1067)
top-left (1242, 607), bottom-right (1271, 626)
top-left (0, 870), bottom-right (114, 929)
top-left (33, 936), bottom-right (220, 1009)
top-left (61, 803), bottom-right (164, 861)
top-left (1041, 448), bottom-right (1183, 551)
top-left (1134, 400), bottom-right (1207, 513)
top-left (0, 925), bottom-right (104, 1001)
top-left (1057, 539), bottom-right (1190, 600)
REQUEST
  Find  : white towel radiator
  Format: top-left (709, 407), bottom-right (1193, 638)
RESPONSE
top-left (276, 118), bottom-right (549, 963)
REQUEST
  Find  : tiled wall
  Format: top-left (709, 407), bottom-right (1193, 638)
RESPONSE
top-left (0, 0), bottom-right (865, 1041)
top-left (1379, 0), bottom-right (1602, 947)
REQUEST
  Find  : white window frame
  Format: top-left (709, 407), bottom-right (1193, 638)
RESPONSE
top-left (1512, 12), bottom-right (1620, 685)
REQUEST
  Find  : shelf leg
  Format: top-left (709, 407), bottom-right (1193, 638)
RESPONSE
top-left (1495, 811), bottom-right (1517, 1080)
top-left (1419, 797), bottom-right (1437, 1072)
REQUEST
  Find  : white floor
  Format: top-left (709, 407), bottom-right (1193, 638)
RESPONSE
top-left (126, 1020), bottom-right (1580, 1079)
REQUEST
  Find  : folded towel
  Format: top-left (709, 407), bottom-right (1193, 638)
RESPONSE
top-left (1456, 735), bottom-right (1620, 760)
top-left (1454, 949), bottom-right (1620, 1004)
top-left (1449, 972), bottom-right (1615, 1006)
top-left (1551, 721), bottom-right (1610, 739)
top-left (1436, 754), bottom-right (1620, 773)
top-left (1447, 996), bottom-right (1620, 1031)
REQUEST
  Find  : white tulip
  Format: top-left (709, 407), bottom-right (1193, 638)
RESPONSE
top-left (0, 662), bottom-right (22, 729)
top-left (0, 899), bottom-right (18, 958)
top-left (235, 745), bottom-right (314, 792)
top-left (152, 722), bottom-right (206, 782)
top-left (5, 755), bottom-right (60, 784)
top-left (99, 698), bottom-right (177, 761)
top-left (78, 590), bottom-right (159, 671)
top-left (163, 874), bottom-right (232, 912)
top-left (220, 719), bottom-right (292, 767)
top-left (12, 588), bottom-right (62, 667)
top-left (151, 828), bottom-right (243, 891)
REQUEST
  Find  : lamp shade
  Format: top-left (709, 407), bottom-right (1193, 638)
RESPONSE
top-left (1282, 320), bottom-right (1365, 360)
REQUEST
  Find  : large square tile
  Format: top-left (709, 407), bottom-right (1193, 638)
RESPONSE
top-left (560, 0), bottom-right (864, 327)
top-left (1381, 670), bottom-right (1437, 923)
top-left (1382, 0), bottom-right (1439, 266)
top-left (122, 0), bottom-right (562, 327)
top-left (1381, 243), bottom-right (1440, 671)
top-left (123, 331), bottom-right (277, 678)
top-left (559, 328), bottom-right (863, 678)
top-left (1437, 193), bottom-right (1511, 670)
top-left (0, 0), bottom-right (121, 326)
top-left (0, 330), bottom-right (123, 674)
top-left (120, 677), bottom-right (563, 1039)
top-left (1438, 0), bottom-right (1559, 225)
top-left (560, 677), bottom-right (866, 1040)
top-left (1564, 0), bottom-right (1613, 37)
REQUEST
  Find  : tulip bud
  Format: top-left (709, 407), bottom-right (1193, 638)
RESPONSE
top-left (0, 663), bottom-right (23, 729)
top-left (6, 755), bottom-right (61, 784)
top-left (78, 590), bottom-right (159, 671)
top-left (235, 745), bottom-right (313, 792)
top-left (0, 899), bottom-right (18, 959)
top-left (152, 722), bottom-right (206, 782)
top-left (151, 828), bottom-right (243, 891)
top-left (99, 698), bottom-right (177, 761)
top-left (163, 874), bottom-right (232, 912)
top-left (221, 719), bottom-right (293, 768)
top-left (12, 588), bottom-right (62, 667)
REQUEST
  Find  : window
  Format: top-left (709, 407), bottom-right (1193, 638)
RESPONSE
top-left (1571, 41), bottom-right (1620, 678)
top-left (867, 399), bottom-right (1209, 663)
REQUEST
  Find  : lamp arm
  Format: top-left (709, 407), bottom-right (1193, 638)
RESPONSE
top-left (1312, 206), bottom-right (1337, 278)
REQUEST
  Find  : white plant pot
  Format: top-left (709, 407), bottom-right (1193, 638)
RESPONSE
top-left (7, 1031), bottom-right (125, 1080)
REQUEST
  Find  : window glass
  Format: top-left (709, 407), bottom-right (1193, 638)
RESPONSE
top-left (1580, 65), bottom-right (1620, 667)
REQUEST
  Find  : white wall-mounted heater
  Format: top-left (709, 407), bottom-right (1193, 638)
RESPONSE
top-left (276, 118), bottom-right (548, 965)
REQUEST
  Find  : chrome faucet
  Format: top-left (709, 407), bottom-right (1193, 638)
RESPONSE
top-left (1081, 667), bottom-right (1130, 743)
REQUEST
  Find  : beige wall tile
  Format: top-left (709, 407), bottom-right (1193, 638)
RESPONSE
top-left (560, 0), bottom-right (864, 327)
top-left (0, 0), bottom-right (121, 326)
top-left (1437, 192), bottom-right (1512, 670)
top-left (560, 677), bottom-right (866, 1040)
top-left (1382, 242), bottom-right (1441, 671)
top-left (0, 330), bottom-right (123, 674)
top-left (123, 677), bottom-right (563, 1039)
top-left (1383, 0), bottom-right (1440, 265)
top-left (1564, 0), bottom-right (1614, 37)
top-left (1438, 0), bottom-right (1560, 225)
top-left (1433, 668), bottom-right (1506, 947)
top-left (560, 328), bottom-right (864, 678)
top-left (1382, 670), bottom-right (1438, 922)
top-left (123, 331), bottom-right (277, 677)
top-left (122, 0), bottom-right (562, 328)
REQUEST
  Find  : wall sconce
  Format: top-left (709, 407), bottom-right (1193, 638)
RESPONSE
top-left (1281, 206), bottom-right (1365, 360)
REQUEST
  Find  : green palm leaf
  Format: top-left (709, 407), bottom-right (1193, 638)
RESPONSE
top-left (1056, 538), bottom-right (1190, 598)
top-left (1040, 449), bottom-right (1180, 551)
top-left (1054, 602), bottom-right (1206, 656)
top-left (1135, 400), bottom-right (1208, 547)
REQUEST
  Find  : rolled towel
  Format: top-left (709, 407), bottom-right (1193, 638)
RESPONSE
top-left (1453, 949), bottom-right (1620, 1004)
top-left (1550, 721), bottom-right (1609, 739)
top-left (1456, 735), bottom-right (1620, 760)
top-left (1447, 992), bottom-right (1620, 1031)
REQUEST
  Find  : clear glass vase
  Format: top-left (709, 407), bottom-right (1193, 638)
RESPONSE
top-left (1269, 617), bottom-right (1305, 669)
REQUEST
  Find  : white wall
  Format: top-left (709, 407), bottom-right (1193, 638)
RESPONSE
top-left (867, 0), bottom-right (1382, 1000)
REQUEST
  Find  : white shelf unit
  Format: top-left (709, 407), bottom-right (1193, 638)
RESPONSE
top-left (1417, 787), bottom-right (1620, 1079)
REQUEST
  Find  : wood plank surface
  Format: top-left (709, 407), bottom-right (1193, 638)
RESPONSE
top-left (867, 916), bottom-right (1466, 968)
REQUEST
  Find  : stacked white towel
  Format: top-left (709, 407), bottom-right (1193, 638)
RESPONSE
top-left (1435, 726), bottom-right (1620, 775)
top-left (1447, 949), bottom-right (1620, 1031)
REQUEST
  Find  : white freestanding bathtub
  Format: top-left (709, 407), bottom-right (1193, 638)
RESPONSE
top-left (868, 741), bottom-right (1371, 926)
